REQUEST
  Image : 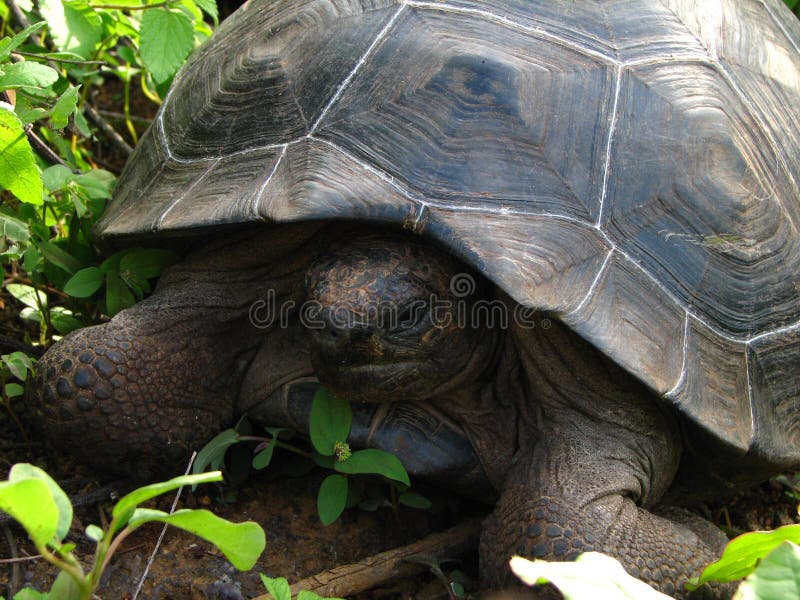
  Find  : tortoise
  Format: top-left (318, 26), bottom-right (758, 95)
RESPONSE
top-left (33, 0), bottom-right (800, 596)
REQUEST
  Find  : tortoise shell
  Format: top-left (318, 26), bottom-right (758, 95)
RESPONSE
top-left (98, 0), bottom-right (800, 468)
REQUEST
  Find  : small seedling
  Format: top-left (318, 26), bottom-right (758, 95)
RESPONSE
top-left (0, 463), bottom-right (265, 600)
top-left (195, 387), bottom-right (432, 524)
top-left (259, 575), bottom-right (344, 600)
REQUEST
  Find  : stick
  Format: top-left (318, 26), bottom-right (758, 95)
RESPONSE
top-left (252, 517), bottom-right (483, 600)
top-left (83, 104), bottom-right (134, 157)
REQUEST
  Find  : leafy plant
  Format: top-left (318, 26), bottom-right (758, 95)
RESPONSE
top-left (259, 575), bottom-right (344, 600)
top-left (0, 463), bottom-right (265, 600)
top-left (194, 387), bottom-right (432, 525)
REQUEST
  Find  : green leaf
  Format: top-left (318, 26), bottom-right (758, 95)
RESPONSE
top-left (0, 62), bottom-right (59, 91)
top-left (38, 0), bottom-right (103, 59)
top-left (317, 474), bottom-right (348, 526)
top-left (139, 8), bottom-right (194, 84)
top-left (0, 22), bottom-right (47, 62)
top-left (510, 553), bottom-right (671, 599)
top-left (4, 383), bottom-right (24, 397)
top-left (0, 479), bottom-right (58, 549)
top-left (12, 587), bottom-right (51, 600)
top-left (111, 471), bottom-right (223, 532)
top-left (398, 492), bottom-right (432, 510)
top-left (334, 449), bottom-right (410, 486)
top-left (37, 240), bottom-right (82, 274)
top-left (734, 541), bottom-right (800, 600)
top-left (73, 169), bottom-right (114, 199)
top-left (193, 429), bottom-right (240, 475)
top-left (2, 351), bottom-right (33, 381)
top-left (309, 388), bottom-right (352, 456)
top-left (105, 270), bottom-right (135, 316)
top-left (48, 568), bottom-right (82, 599)
top-left (85, 524), bottom-right (104, 542)
top-left (120, 248), bottom-right (179, 279)
top-left (1, 214), bottom-right (30, 242)
top-left (127, 508), bottom-right (265, 570)
top-left (50, 307), bottom-right (84, 335)
top-left (0, 105), bottom-right (42, 204)
top-left (252, 441), bottom-right (276, 470)
top-left (41, 164), bottom-right (74, 192)
top-left (259, 575), bottom-right (291, 600)
top-left (687, 524), bottom-right (800, 590)
top-left (49, 85), bottom-right (79, 129)
top-left (297, 592), bottom-right (345, 600)
top-left (63, 266), bottom-right (104, 297)
top-left (192, 0), bottom-right (218, 23)
top-left (8, 463), bottom-right (73, 543)
top-left (5, 283), bottom-right (46, 310)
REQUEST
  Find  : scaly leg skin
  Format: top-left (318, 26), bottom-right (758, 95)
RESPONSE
top-left (33, 226), bottom-right (321, 479)
top-left (480, 421), bottom-right (730, 599)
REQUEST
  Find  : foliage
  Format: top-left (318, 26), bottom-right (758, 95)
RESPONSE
top-left (259, 575), bottom-right (345, 600)
top-left (510, 553), bottom-right (671, 600)
top-left (510, 526), bottom-right (800, 600)
top-left (0, 0), bottom-right (214, 430)
top-left (786, 0), bottom-right (800, 17)
top-left (686, 524), bottom-right (800, 590)
top-left (194, 387), bottom-right (431, 525)
top-left (0, 463), bottom-right (265, 600)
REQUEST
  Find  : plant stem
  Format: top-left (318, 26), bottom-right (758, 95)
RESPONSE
top-left (237, 435), bottom-right (316, 461)
top-left (90, 0), bottom-right (174, 9)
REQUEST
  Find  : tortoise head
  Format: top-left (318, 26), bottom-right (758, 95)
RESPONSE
top-left (305, 232), bottom-right (498, 403)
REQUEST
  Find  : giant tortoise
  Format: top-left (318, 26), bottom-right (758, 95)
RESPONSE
top-left (34, 0), bottom-right (800, 596)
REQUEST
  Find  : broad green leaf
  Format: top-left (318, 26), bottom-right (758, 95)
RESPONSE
top-left (193, 429), bottom-right (240, 475)
top-left (0, 62), bottom-right (59, 91)
top-left (37, 239), bottom-right (82, 274)
top-left (50, 307), bottom-right (84, 335)
top-left (139, 8), bottom-right (194, 84)
top-left (50, 85), bottom-right (79, 129)
top-left (252, 440), bottom-right (276, 470)
top-left (111, 471), bottom-right (222, 531)
top-left (398, 492), bottom-right (432, 510)
top-left (38, 0), bottom-right (103, 59)
top-left (0, 22), bottom-right (47, 62)
top-left (73, 169), bottom-right (114, 199)
top-left (192, 0), bottom-right (218, 23)
top-left (297, 592), bottom-right (345, 600)
top-left (510, 553), bottom-right (671, 600)
top-left (5, 283), bottom-right (47, 309)
top-left (317, 474), bottom-right (348, 526)
top-left (0, 478), bottom-right (59, 549)
top-left (12, 587), bottom-right (51, 600)
top-left (9, 463), bottom-right (73, 543)
top-left (48, 569), bottom-right (82, 600)
top-left (0, 105), bottom-right (42, 205)
top-left (309, 388), bottom-right (351, 456)
top-left (120, 248), bottom-right (179, 279)
top-left (687, 524), bottom-right (800, 589)
top-left (334, 449), bottom-right (410, 486)
top-left (734, 542), bottom-right (800, 600)
top-left (2, 351), bottom-right (33, 381)
top-left (63, 266), bottom-right (104, 297)
top-left (5, 383), bottom-right (24, 397)
top-left (105, 270), bottom-right (135, 316)
top-left (41, 164), bottom-right (74, 192)
top-left (127, 507), bottom-right (265, 570)
top-left (259, 575), bottom-right (291, 600)
top-left (1, 214), bottom-right (30, 242)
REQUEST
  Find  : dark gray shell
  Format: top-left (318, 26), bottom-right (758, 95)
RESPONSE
top-left (98, 0), bottom-right (800, 467)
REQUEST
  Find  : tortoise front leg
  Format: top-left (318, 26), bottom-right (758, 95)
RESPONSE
top-left (480, 417), bottom-right (729, 598)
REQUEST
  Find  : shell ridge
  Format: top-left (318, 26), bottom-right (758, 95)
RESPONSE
top-left (308, 3), bottom-right (407, 134)
top-left (566, 248), bottom-right (615, 318)
top-left (666, 312), bottom-right (691, 399)
top-left (405, 1), bottom-right (619, 65)
top-left (155, 157), bottom-right (222, 231)
top-left (761, 0), bottom-right (800, 56)
top-left (596, 63), bottom-right (623, 228)
top-left (252, 144), bottom-right (288, 220)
